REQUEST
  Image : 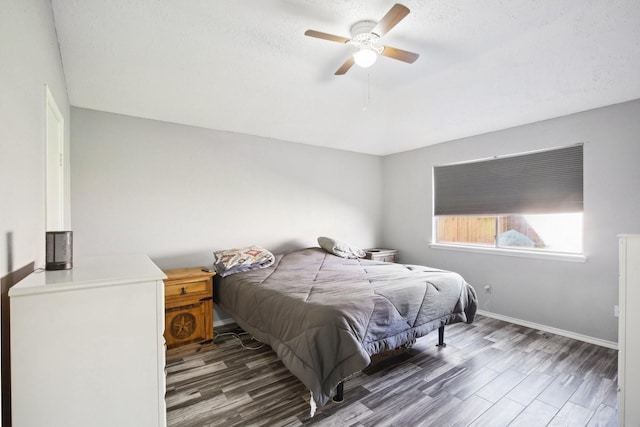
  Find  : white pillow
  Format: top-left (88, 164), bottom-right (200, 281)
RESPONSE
top-left (317, 236), bottom-right (366, 259)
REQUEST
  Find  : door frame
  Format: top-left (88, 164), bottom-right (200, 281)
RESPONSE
top-left (45, 84), bottom-right (65, 231)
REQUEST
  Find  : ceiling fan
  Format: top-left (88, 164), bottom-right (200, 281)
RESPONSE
top-left (304, 3), bottom-right (419, 75)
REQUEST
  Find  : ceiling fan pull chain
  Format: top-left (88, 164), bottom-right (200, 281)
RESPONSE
top-left (368, 73), bottom-right (371, 107)
top-left (363, 73), bottom-right (371, 111)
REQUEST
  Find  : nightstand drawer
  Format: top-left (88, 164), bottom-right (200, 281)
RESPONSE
top-left (165, 279), bottom-right (208, 298)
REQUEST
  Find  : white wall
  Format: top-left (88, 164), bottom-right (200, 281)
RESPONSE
top-left (0, 0), bottom-right (71, 274)
top-left (70, 108), bottom-right (383, 320)
top-left (0, 0), bottom-right (70, 424)
top-left (71, 102), bottom-right (640, 340)
top-left (381, 100), bottom-right (640, 344)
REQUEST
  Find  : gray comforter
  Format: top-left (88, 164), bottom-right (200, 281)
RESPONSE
top-left (216, 248), bottom-right (478, 408)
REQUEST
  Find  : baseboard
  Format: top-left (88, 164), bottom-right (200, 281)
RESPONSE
top-left (476, 310), bottom-right (618, 350)
top-left (214, 312), bottom-right (618, 349)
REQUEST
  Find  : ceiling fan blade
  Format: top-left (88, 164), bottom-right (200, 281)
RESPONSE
top-left (304, 30), bottom-right (350, 44)
top-left (335, 56), bottom-right (355, 75)
top-left (381, 46), bottom-right (419, 63)
top-left (371, 4), bottom-right (410, 37)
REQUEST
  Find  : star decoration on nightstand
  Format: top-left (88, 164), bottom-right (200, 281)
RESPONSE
top-left (171, 313), bottom-right (196, 339)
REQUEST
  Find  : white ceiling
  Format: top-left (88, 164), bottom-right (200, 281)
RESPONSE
top-left (51, 0), bottom-right (640, 156)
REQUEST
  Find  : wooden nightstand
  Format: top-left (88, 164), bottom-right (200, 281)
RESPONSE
top-left (364, 248), bottom-right (398, 263)
top-left (163, 267), bottom-right (216, 350)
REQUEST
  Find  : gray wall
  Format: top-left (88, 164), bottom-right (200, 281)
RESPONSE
top-left (0, 1), bottom-right (71, 424)
top-left (72, 102), bottom-right (640, 340)
top-left (1, 0), bottom-right (71, 275)
top-left (70, 108), bottom-right (383, 320)
top-left (381, 100), bottom-right (640, 343)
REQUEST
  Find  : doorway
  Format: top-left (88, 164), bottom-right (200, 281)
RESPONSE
top-left (45, 85), bottom-right (64, 231)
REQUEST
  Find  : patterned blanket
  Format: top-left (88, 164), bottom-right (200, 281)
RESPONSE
top-left (213, 245), bottom-right (275, 277)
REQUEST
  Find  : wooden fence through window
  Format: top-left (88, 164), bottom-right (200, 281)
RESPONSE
top-left (437, 216), bottom-right (544, 247)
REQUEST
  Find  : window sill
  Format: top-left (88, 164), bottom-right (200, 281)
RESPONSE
top-left (429, 243), bottom-right (587, 263)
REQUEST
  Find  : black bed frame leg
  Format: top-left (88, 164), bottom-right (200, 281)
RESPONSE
top-left (436, 325), bottom-right (447, 348)
top-left (332, 382), bottom-right (344, 403)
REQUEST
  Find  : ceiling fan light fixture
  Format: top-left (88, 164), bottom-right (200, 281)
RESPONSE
top-left (353, 48), bottom-right (377, 68)
top-left (304, 5), bottom-right (418, 75)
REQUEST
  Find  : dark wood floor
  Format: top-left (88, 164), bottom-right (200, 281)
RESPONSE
top-left (165, 315), bottom-right (618, 426)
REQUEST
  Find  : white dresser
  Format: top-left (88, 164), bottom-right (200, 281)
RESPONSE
top-left (9, 254), bottom-right (167, 427)
top-left (619, 235), bottom-right (640, 427)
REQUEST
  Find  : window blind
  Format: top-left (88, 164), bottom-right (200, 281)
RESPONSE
top-left (433, 144), bottom-right (583, 216)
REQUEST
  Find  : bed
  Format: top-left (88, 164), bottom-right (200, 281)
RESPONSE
top-left (214, 246), bottom-right (477, 411)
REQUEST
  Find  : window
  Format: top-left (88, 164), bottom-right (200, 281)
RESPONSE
top-left (437, 213), bottom-right (583, 253)
top-left (433, 145), bottom-right (584, 256)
